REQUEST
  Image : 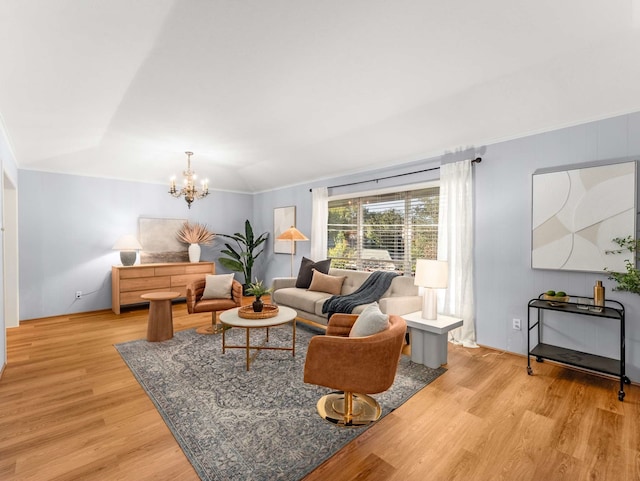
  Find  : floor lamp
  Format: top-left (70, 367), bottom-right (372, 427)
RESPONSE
top-left (276, 226), bottom-right (309, 276)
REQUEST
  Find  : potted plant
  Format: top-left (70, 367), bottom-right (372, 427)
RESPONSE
top-left (245, 279), bottom-right (273, 312)
top-left (177, 222), bottom-right (215, 263)
top-left (605, 236), bottom-right (640, 294)
top-left (218, 220), bottom-right (269, 293)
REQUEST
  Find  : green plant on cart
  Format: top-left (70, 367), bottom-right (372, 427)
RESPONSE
top-left (605, 236), bottom-right (640, 295)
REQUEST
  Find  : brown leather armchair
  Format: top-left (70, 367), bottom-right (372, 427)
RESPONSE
top-left (186, 278), bottom-right (243, 334)
top-left (303, 313), bottom-right (407, 426)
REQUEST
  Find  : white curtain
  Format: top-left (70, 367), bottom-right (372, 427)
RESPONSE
top-left (438, 159), bottom-right (478, 348)
top-left (311, 187), bottom-right (328, 260)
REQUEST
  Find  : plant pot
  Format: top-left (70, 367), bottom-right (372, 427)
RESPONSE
top-left (188, 243), bottom-right (201, 263)
top-left (252, 297), bottom-right (264, 312)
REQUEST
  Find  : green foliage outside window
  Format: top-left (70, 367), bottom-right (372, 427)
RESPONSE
top-left (327, 187), bottom-right (439, 274)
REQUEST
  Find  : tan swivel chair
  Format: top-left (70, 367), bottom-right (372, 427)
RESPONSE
top-left (303, 313), bottom-right (407, 427)
top-left (186, 277), bottom-right (243, 334)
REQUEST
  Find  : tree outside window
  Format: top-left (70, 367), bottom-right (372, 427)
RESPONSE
top-left (327, 187), bottom-right (439, 274)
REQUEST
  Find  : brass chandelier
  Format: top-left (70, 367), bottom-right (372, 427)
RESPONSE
top-left (169, 151), bottom-right (209, 209)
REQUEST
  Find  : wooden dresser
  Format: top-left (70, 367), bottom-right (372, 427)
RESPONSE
top-left (111, 262), bottom-right (215, 314)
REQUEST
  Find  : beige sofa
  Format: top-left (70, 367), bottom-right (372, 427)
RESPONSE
top-left (271, 268), bottom-right (422, 327)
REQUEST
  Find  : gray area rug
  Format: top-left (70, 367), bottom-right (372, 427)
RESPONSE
top-left (115, 323), bottom-right (445, 481)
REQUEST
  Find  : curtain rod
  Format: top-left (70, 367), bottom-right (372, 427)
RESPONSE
top-left (310, 157), bottom-right (482, 192)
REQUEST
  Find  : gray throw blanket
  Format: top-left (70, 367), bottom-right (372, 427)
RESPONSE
top-left (322, 270), bottom-right (399, 319)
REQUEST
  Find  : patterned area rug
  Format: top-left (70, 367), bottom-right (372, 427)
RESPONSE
top-left (115, 323), bottom-right (445, 481)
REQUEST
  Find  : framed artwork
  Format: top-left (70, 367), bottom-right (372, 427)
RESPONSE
top-left (531, 161), bottom-right (636, 272)
top-left (274, 206), bottom-right (296, 254)
top-left (138, 217), bottom-right (188, 263)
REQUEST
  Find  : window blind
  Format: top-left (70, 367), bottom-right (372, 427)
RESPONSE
top-left (327, 187), bottom-right (439, 274)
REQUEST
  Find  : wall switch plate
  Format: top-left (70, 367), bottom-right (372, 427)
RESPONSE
top-left (512, 318), bottom-right (521, 330)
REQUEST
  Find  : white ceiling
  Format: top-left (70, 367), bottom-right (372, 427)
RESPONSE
top-left (1, 0), bottom-right (640, 193)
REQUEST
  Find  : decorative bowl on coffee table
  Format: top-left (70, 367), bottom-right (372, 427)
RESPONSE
top-left (238, 304), bottom-right (279, 319)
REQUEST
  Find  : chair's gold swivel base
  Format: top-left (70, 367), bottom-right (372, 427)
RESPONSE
top-left (317, 391), bottom-right (382, 427)
top-left (196, 313), bottom-right (225, 335)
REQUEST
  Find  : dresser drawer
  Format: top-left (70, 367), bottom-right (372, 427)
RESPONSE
top-left (185, 264), bottom-right (215, 274)
top-left (155, 265), bottom-right (188, 276)
top-left (120, 276), bottom-right (171, 292)
top-left (171, 273), bottom-right (210, 288)
top-left (120, 288), bottom-right (171, 306)
top-left (112, 262), bottom-right (214, 314)
top-left (119, 267), bottom-right (156, 279)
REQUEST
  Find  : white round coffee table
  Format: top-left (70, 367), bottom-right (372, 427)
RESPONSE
top-left (219, 305), bottom-right (297, 371)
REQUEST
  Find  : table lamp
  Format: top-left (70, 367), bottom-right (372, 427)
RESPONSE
top-left (276, 226), bottom-right (309, 276)
top-left (414, 259), bottom-right (449, 320)
top-left (113, 234), bottom-right (143, 266)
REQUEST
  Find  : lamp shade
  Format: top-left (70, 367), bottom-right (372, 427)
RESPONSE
top-left (112, 235), bottom-right (143, 251)
top-left (276, 226), bottom-right (309, 276)
top-left (276, 226), bottom-right (309, 241)
top-left (414, 259), bottom-right (448, 288)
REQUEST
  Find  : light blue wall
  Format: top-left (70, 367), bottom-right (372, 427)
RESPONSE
top-left (252, 183), bottom-right (314, 280)
top-left (18, 170), bottom-right (253, 320)
top-left (255, 112), bottom-right (640, 381)
top-left (254, 156), bottom-right (449, 282)
top-left (15, 111), bottom-right (640, 381)
top-left (475, 112), bottom-right (640, 381)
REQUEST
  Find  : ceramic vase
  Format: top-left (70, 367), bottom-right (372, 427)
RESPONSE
top-left (252, 297), bottom-right (264, 312)
top-left (188, 243), bottom-right (201, 263)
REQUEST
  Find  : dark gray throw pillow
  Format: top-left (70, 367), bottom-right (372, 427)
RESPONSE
top-left (295, 257), bottom-right (332, 288)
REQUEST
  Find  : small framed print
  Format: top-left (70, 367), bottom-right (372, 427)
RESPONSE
top-left (274, 206), bottom-right (296, 254)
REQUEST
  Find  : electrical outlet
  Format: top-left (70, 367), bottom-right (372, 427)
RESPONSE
top-left (75, 291), bottom-right (82, 299)
top-left (512, 318), bottom-right (521, 330)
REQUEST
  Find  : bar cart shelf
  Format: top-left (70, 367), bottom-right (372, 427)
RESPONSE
top-left (527, 294), bottom-right (629, 401)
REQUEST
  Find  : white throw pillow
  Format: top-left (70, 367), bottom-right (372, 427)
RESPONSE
top-left (349, 302), bottom-right (389, 337)
top-left (202, 274), bottom-right (234, 299)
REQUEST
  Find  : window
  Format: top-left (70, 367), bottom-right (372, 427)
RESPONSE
top-left (327, 187), bottom-right (439, 274)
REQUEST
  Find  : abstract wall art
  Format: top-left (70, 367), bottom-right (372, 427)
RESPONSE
top-left (531, 161), bottom-right (636, 272)
top-left (138, 217), bottom-right (189, 263)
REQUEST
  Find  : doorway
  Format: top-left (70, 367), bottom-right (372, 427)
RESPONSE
top-left (3, 171), bottom-right (18, 328)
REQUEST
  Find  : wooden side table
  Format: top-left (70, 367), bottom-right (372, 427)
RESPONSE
top-left (140, 291), bottom-right (180, 342)
top-left (402, 311), bottom-right (463, 368)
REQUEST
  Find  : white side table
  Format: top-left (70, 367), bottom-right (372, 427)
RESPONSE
top-left (402, 311), bottom-right (463, 368)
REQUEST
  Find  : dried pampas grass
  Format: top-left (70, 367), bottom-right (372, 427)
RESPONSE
top-left (177, 222), bottom-right (215, 245)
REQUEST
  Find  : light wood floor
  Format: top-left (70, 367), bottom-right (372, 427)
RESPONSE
top-left (1, 303), bottom-right (639, 481)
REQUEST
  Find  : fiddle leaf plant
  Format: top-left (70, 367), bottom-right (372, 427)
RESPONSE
top-left (604, 236), bottom-right (640, 295)
top-left (217, 220), bottom-right (269, 289)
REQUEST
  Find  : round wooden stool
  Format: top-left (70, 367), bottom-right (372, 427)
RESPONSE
top-left (140, 291), bottom-right (180, 342)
